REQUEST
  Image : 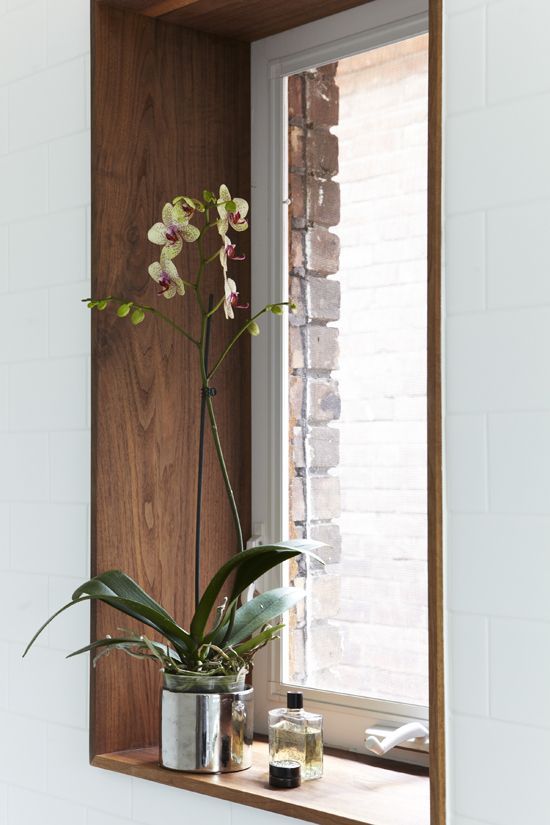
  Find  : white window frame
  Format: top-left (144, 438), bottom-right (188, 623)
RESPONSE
top-left (250, 0), bottom-right (430, 754)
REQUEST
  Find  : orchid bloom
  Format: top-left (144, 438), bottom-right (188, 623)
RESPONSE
top-left (217, 185), bottom-right (249, 236)
top-left (148, 202), bottom-right (200, 259)
top-left (219, 234), bottom-right (245, 274)
top-left (148, 252), bottom-right (185, 299)
top-left (223, 276), bottom-right (249, 320)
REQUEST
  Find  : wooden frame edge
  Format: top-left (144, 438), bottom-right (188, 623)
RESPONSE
top-left (427, 0), bottom-right (445, 823)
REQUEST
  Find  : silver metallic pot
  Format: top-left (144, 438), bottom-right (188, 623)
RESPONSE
top-left (160, 673), bottom-right (254, 773)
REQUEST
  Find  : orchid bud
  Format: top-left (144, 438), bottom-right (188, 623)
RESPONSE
top-left (131, 308), bottom-right (145, 325)
top-left (289, 301), bottom-right (298, 313)
top-left (97, 300), bottom-right (108, 311)
top-left (117, 302), bottom-right (132, 318)
top-left (248, 321), bottom-right (260, 336)
top-left (270, 304), bottom-right (284, 315)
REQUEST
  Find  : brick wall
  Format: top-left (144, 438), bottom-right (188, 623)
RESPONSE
top-left (287, 37), bottom-right (429, 703)
top-left (287, 64), bottom-right (343, 685)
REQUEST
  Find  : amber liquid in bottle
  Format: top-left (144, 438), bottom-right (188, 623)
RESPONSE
top-left (268, 691), bottom-right (323, 781)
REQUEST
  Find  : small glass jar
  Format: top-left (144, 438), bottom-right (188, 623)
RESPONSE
top-left (268, 691), bottom-right (323, 780)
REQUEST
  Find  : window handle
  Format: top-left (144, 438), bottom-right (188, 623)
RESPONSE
top-left (244, 532), bottom-right (264, 602)
top-left (364, 722), bottom-right (429, 756)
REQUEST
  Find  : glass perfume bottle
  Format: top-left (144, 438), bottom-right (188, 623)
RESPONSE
top-left (268, 691), bottom-right (323, 781)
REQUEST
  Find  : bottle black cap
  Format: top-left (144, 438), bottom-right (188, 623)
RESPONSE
top-left (269, 760), bottom-right (301, 788)
top-left (287, 691), bottom-right (303, 709)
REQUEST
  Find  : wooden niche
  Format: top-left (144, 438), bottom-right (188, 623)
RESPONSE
top-left (91, 3), bottom-right (444, 824)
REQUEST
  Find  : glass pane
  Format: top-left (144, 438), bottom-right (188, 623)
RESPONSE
top-left (286, 34), bottom-right (429, 706)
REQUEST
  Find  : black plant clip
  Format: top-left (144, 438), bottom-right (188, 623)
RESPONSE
top-left (201, 387), bottom-right (217, 398)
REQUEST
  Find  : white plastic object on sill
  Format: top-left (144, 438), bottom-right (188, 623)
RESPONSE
top-left (365, 722), bottom-right (429, 756)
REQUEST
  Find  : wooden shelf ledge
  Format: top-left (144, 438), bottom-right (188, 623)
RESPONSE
top-left (92, 740), bottom-right (429, 825)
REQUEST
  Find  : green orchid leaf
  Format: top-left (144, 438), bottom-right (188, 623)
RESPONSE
top-left (67, 636), bottom-right (181, 663)
top-left (232, 624), bottom-right (284, 656)
top-left (190, 540), bottom-right (323, 642)
top-left (210, 587), bottom-right (304, 646)
top-left (72, 570), bottom-right (173, 620)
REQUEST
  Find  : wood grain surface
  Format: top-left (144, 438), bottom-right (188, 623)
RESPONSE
top-left (99, 0), bottom-right (376, 41)
top-left (93, 741), bottom-right (430, 825)
top-left (427, 2), bottom-right (445, 824)
top-left (91, 1), bottom-right (251, 756)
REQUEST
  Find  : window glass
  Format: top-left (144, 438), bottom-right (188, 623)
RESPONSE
top-left (286, 34), bottom-right (429, 706)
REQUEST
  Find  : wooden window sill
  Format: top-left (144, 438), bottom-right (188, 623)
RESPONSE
top-left (92, 740), bottom-right (429, 825)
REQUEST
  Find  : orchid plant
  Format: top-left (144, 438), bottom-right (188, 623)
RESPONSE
top-left (25, 185), bottom-right (320, 680)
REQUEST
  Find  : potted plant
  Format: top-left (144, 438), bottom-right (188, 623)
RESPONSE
top-left (24, 186), bottom-right (321, 773)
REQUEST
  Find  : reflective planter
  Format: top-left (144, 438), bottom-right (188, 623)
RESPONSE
top-left (160, 672), bottom-right (254, 773)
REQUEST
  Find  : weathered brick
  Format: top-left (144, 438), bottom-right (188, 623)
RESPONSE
top-left (308, 325), bottom-right (339, 370)
top-left (306, 177), bottom-right (340, 227)
top-left (308, 378), bottom-right (341, 421)
top-left (309, 475), bottom-right (340, 520)
top-left (307, 425), bottom-right (340, 468)
top-left (289, 172), bottom-right (306, 225)
top-left (305, 227), bottom-right (340, 275)
top-left (308, 276), bottom-right (340, 322)
top-left (309, 523), bottom-right (342, 563)
top-left (289, 125), bottom-right (305, 171)
top-left (288, 73), bottom-right (304, 124)
top-left (289, 326), bottom-right (304, 369)
top-left (305, 73), bottom-right (339, 128)
top-left (289, 229), bottom-right (304, 271)
top-left (289, 374), bottom-right (304, 420)
top-left (292, 425), bottom-right (305, 469)
top-left (308, 624), bottom-right (343, 669)
top-left (306, 129), bottom-right (338, 177)
top-left (290, 476), bottom-right (305, 522)
top-left (289, 273), bottom-right (306, 325)
top-left (310, 574), bottom-right (341, 618)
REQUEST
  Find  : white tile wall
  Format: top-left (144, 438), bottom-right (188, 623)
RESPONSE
top-left (444, 2), bottom-right (550, 824)
top-left (1, 0), bottom-right (549, 824)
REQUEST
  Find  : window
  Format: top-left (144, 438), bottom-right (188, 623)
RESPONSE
top-left (251, 0), bottom-right (431, 754)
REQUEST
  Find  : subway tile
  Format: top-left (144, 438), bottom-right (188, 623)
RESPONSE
top-left (48, 130), bottom-right (90, 212)
top-left (47, 725), bottom-right (132, 816)
top-left (10, 209), bottom-right (86, 291)
top-left (448, 513), bottom-right (550, 620)
top-left (0, 570), bottom-right (49, 643)
top-left (50, 429), bottom-right (90, 503)
top-left (0, 642), bottom-right (8, 709)
top-left (445, 211), bottom-right (485, 314)
top-left (8, 786), bottom-right (86, 825)
top-left (0, 782), bottom-right (6, 825)
top-left (488, 0), bottom-right (550, 104)
top-left (489, 412), bottom-right (550, 513)
top-left (0, 365), bottom-right (7, 431)
top-left (87, 814), bottom-right (134, 825)
top-left (0, 502), bottom-right (8, 570)
top-left (47, 0), bottom-right (89, 65)
top-left (491, 618), bottom-right (550, 727)
top-left (452, 715), bottom-right (547, 824)
top-left (0, 224), bottom-right (7, 293)
top-left (47, 575), bottom-right (89, 652)
top-left (231, 805), bottom-right (310, 825)
top-left (9, 58), bottom-right (86, 151)
top-left (0, 433), bottom-right (49, 502)
top-left (446, 0), bottom-right (485, 13)
top-left (0, 289), bottom-right (49, 364)
top-left (0, 711), bottom-right (47, 790)
top-left (446, 7), bottom-right (485, 115)
top-left (0, 88), bottom-right (7, 156)
top-left (449, 614), bottom-right (489, 716)
top-left (10, 502), bottom-right (88, 577)
top-left (9, 643), bottom-right (87, 728)
top-left (487, 199), bottom-right (550, 309)
top-left (446, 94), bottom-right (550, 214)
top-left (0, 145), bottom-right (48, 225)
top-left (446, 415), bottom-right (488, 512)
top-left (0, 1), bottom-right (46, 86)
top-left (9, 357), bottom-right (87, 430)
top-left (132, 777), bottom-right (232, 825)
top-left (446, 307), bottom-right (550, 412)
top-left (49, 281), bottom-right (90, 357)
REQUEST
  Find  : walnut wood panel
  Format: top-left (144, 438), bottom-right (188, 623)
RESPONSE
top-left (91, 1), bottom-right (251, 757)
top-left (427, 2), bottom-right (445, 824)
top-left (93, 741), bottom-right (430, 825)
top-left (99, 0), bottom-right (375, 41)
